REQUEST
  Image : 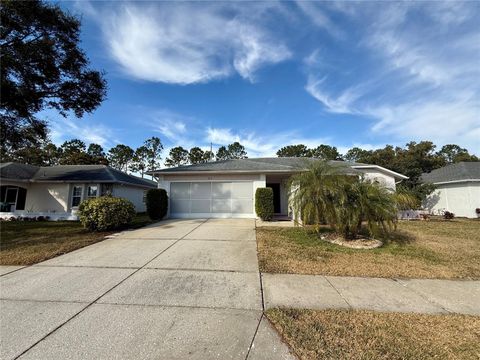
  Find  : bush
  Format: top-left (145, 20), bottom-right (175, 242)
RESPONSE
top-left (255, 187), bottom-right (274, 221)
top-left (146, 188), bottom-right (168, 220)
top-left (78, 196), bottom-right (135, 231)
top-left (443, 211), bottom-right (455, 220)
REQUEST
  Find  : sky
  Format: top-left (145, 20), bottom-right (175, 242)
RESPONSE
top-left (48, 1), bottom-right (480, 159)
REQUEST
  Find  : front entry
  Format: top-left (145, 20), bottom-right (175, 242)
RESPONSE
top-left (266, 183), bottom-right (281, 214)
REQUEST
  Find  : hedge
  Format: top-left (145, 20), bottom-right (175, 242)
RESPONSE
top-left (78, 196), bottom-right (135, 231)
top-left (146, 188), bottom-right (168, 220)
top-left (255, 187), bottom-right (274, 221)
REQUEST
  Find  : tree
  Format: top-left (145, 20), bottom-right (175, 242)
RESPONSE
top-left (42, 142), bottom-right (61, 166)
top-left (130, 146), bottom-right (149, 177)
top-left (311, 145), bottom-right (342, 160)
top-left (0, 0), bottom-right (107, 162)
top-left (144, 137), bottom-right (163, 175)
top-left (189, 147), bottom-right (205, 164)
top-left (216, 146), bottom-right (230, 161)
top-left (58, 139), bottom-right (93, 165)
top-left (87, 143), bottom-right (108, 165)
top-left (276, 144), bottom-right (311, 157)
top-left (165, 146), bottom-right (189, 167)
top-left (343, 147), bottom-right (371, 163)
top-left (289, 161), bottom-right (400, 240)
top-left (227, 142), bottom-right (247, 159)
top-left (203, 150), bottom-right (214, 162)
top-left (437, 144), bottom-right (478, 163)
top-left (108, 144), bottom-right (134, 172)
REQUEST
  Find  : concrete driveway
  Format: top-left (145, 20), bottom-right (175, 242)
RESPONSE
top-left (0, 219), bottom-right (294, 360)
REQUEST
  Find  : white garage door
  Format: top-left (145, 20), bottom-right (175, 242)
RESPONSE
top-left (170, 181), bottom-right (254, 218)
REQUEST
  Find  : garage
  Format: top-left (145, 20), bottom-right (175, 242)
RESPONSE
top-left (169, 181), bottom-right (254, 218)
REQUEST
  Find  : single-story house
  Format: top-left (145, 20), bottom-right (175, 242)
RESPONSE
top-left (421, 161), bottom-right (480, 218)
top-left (148, 157), bottom-right (408, 219)
top-left (0, 163), bottom-right (156, 220)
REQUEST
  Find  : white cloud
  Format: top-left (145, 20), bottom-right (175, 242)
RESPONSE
top-left (295, 2), bottom-right (343, 38)
top-left (49, 116), bottom-right (116, 148)
top-left (94, 2), bottom-right (290, 84)
top-left (206, 127), bottom-right (330, 157)
top-left (304, 3), bottom-right (480, 154)
top-left (305, 76), bottom-right (363, 115)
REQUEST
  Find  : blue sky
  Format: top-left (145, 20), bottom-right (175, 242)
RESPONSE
top-left (49, 1), bottom-right (480, 158)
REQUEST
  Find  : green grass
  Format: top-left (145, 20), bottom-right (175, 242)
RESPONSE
top-left (0, 213), bottom-right (155, 265)
top-left (257, 219), bottom-right (480, 279)
top-left (266, 308), bottom-right (480, 360)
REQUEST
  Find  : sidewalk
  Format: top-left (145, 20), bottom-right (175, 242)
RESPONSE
top-left (262, 273), bottom-right (480, 315)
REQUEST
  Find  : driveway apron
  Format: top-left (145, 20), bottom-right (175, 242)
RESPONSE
top-left (0, 219), bottom-right (294, 360)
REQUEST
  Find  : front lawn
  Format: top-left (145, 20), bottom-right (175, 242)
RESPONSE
top-left (257, 219), bottom-right (480, 279)
top-left (0, 213), bottom-right (154, 265)
top-left (266, 308), bottom-right (480, 360)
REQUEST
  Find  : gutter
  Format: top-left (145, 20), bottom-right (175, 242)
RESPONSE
top-left (429, 179), bottom-right (480, 185)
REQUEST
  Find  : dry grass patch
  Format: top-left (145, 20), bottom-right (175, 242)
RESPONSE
top-left (267, 308), bottom-right (480, 360)
top-left (0, 214), bottom-right (153, 265)
top-left (257, 219), bottom-right (480, 279)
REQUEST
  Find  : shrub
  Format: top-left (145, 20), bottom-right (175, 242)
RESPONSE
top-left (255, 187), bottom-right (274, 221)
top-left (79, 196), bottom-right (135, 231)
top-left (145, 188), bottom-right (168, 220)
top-left (476, 208), bottom-right (480, 214)
top-left (443, 211), bottom-right (455, 220)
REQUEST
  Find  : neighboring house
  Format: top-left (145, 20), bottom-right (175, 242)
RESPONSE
top-left (148, 157), bottom-right (407, 219)
top-left (0, 163), bottom-right (156, 220)
top-left (421, 162), bottom-right (480, 218)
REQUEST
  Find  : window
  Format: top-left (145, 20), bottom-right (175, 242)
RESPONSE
top-left (101, 184), bottom-right (113, 196)
top-left (87, 185), bottom-right (98, 198)
top-left (143, 190), bottom-right (147, 203)
top-left (71, 186), bottom-right (83, 207)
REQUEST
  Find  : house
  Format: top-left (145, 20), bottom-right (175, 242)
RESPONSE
top-left (148, 157), bottom-right (408, 219)
top-left (421, 161), bottom-right (480, 218)
top-left (0, 163), bottom-right (156, 220)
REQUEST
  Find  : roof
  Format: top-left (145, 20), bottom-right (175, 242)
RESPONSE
top-left (421, 162), bottom-right (480, 184)
top-left (0, 163), bottom-right (156, 188)
top-left (0, 163), bottom-right (40, 180)
top-left (148, 157), bottom-right (408, 179)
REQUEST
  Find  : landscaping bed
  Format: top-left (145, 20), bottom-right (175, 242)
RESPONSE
top-left (266, 308), bottom-right (480, 360)
top-left (0, 213), bottom-right (154, 265)
top-left (257, 219), bottom-right (480, 279)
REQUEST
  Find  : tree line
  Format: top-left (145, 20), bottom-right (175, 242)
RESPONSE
top-left (277, 142), bottom-right (478, 201)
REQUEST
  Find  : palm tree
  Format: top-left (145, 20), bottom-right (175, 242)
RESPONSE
top-left (289, 161), bottom-right (404, 239)
top-left (288, 161), bottom-right (349, 232)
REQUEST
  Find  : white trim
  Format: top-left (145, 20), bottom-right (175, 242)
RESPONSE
top-left (351, 165), bottom-right (408, 179)
top-left (430, 179), bottom-right (480, 185)
top-left (0, 211), bottom-right (78, 221)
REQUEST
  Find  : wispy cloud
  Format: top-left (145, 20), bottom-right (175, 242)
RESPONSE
top-left (89, 2), bottom-right (290, 84)
top-left (303, 2), bottom-right (480, 153)
top-left (48, 116), bottom-right (116, 148)
top-left (206, 127), bottom-right (330, 157)
top-left (295, 1), bottom-right (343, 38)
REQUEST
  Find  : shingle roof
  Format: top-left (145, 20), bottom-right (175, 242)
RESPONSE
top-left (149, 157), bottom-right (366, 173)
top-left (0, 163), bottom-right (156, 188)
top-left (0, 163), bottom-right (40, 180)
top-left (148, 157), bottom-right (407, 179)
top-left (421, 162), bottom-right (480, 184)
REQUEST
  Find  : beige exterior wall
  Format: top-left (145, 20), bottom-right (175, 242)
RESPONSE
top-left (424, 181), bottom-right (480, 218)
top-left (112, 185), bottom-right (147, 212)
top-left (25, 183), bottom-right (70, 213)
top-left (358, 170), bottom-right (397, 190)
